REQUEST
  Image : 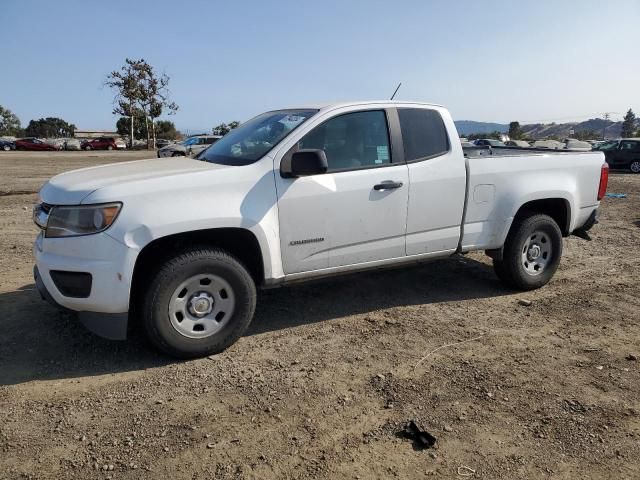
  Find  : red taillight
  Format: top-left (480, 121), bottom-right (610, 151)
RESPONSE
top-left (597, 163), bottom-right (609, 201)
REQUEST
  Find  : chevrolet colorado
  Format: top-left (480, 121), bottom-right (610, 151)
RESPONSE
top-left (33, 101), bottom-right (609, 358)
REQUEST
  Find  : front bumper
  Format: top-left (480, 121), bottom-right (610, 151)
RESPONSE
top-left (33, 231), bottom-right (136, 339)
top-left (35, 266), bottom-right (128, 340)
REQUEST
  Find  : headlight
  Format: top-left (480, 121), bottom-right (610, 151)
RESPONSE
top-left (43, 203), bottom-right (122, 238)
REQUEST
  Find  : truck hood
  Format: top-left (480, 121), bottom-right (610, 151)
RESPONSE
top-left (40, 157), bottom-right (221, 204)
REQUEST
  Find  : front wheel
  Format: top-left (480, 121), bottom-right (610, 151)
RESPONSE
top-left (141, 247), bottom-right (256, 358)
top-left (107, 145), bottom-right (113, 151)
top-left (493, 213), bottom-right (563, 290)
top-left (2, 145), bottom-right (9, 151)
top-left (84, 146), bottom-right (91, 151)
top-left (630, 161), bottom-right (640, 174)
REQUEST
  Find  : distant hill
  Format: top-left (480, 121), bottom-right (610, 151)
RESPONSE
top-left (520, 118), bottom-right (621, 139)
top-left (454, 120), bottom-right (508, 135)
top-left (455, 118), bottom-right (623, 140)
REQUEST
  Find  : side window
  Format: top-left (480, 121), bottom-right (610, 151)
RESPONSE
top-left (298, 110), bottom-right (391, 172)
top-left (620, 141), bottom-right (640, 151)
top-left (398, 108), bottom-right (449, 161)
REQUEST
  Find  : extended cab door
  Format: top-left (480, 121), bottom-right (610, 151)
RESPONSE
top-left (399, 107), bottom-right (467, 255)
top-left (275, 108), bottom-right (409, 274)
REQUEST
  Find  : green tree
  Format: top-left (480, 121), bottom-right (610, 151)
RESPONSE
top-left (116, 114), bottom-right (147, 140)
top-left (508, 121), bottom-right (522, 140)
top-left (621, 108), bottom-right (637, 138)
top-left (467, 131), bottom-right (503, 141)
top-left (0, 106), bottom-right (23, 137)
top-left (573, 130), bottom-right (600, 141)
top-left (24, 117), bottom-right (75, 138)
top-left (154, 120), bottom-right (179, 140)
top-left (212, 121), bottom-right (241, 136)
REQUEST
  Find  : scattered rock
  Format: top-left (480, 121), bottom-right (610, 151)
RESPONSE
top-left (518, 299), bottom-right (532, 307)
top-left (596, 365), bottom-right (604, 370)
top-left (443, 425), bottom-right (453, 432)
top-left (626, 354), bottom-right (637, 361)
top-left (398, 421), bottom-right (437, 450)
top-left (206, 443), bottom-right (215, 449)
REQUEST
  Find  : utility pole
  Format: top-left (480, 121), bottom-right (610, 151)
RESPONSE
top-left (602, 112), bottom-right (611, 140)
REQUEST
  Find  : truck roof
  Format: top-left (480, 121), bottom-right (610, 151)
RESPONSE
top-left (275, 100), bottom-right (445, 113)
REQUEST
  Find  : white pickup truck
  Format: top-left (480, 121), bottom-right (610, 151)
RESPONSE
top-left (33, 101), bottom-right (609, 358)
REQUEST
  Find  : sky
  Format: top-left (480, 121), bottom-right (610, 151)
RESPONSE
top-left (1, 0), bottom-right (639, 132)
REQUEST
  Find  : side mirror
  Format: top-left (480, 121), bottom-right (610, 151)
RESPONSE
top-left (287, 149), bottom-right (328, 177)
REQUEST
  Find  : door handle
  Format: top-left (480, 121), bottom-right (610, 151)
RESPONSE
top-left (373, 181), bottom-right (403, 191)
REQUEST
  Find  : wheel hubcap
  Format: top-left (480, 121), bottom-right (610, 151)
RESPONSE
top-left (188, 292), bottom-right (214, 317)
top-left (169, 274), bottom-right (235, 338)
top-left (521, 231), bottom-right (552, 276)
top-left (631, 161), bottom-right (640, 173)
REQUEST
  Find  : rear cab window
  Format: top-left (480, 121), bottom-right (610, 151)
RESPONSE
top-left (397, 108), bottom-right (449, 162)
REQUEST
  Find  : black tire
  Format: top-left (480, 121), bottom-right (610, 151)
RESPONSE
top-left (493, 213), bottom-right (563, 290)
top-left (107, 145), bottom-right (113, 151)
top-left (630, 160), bottom-right (640, 174)
top-left (171, 152), bottom-right (184, 157)
top-left (85, 146), bottom-right (91, 151)
top-left (142, 247), bottom-right (256, 358)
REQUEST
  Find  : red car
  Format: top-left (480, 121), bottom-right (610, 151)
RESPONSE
top-left (15, 138), bottom-right (58, 151)
top-left (81, 137), bottom-right (118, 151)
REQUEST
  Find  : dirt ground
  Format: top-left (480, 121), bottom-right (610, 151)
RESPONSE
top-left (0, 151), bottom-right (638, 480)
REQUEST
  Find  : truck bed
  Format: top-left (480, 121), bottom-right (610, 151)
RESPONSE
top-left (460, 148), bottom-right (605, 251)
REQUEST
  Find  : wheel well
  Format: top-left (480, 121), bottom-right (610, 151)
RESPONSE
top-left (515, 198), bottom-right (571, 236)
top-left (130, 228), bottom-right (264, 309)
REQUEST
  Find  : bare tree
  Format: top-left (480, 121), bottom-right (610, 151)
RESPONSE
top-left (136, 62), bottom-right (178, 149)
top-left (105, 59), bottom-right (146, 148)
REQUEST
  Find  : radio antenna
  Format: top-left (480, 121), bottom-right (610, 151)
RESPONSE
top-left (390, 82), bottom-right (402, 100)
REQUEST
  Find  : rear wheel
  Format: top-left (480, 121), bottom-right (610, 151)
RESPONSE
top-left (630, 161), bottom-right (640, 173)
top-left (171, 152), bottom-right (184, 157)
top-left (85, 145), bottom-right (92, 151)
top-left (141, 247), bottom-right (256, 358)
top-left (107, 145), bottom-right (113, 151)
top-left (493, 213), bottom-right (563, 290)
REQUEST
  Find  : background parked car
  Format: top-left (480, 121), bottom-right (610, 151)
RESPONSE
top-left (474, 138), bottom-right (506, 147)
top-left (81, 137), bottom-right (118, 151)
top-left (64, 139), bottom-right (81, 151)
top-left (15, 138), bottom-right (58, 151)
top-left (564, 139), bottom-right (593, 151)
top-left (115, 139), bottom-right (127, 149)
top-left (598, 138), bottom-right (640, 173)
top-left (0, 139), bottom-right (16, 151)
top-left (157, 135), bottom-right (221, 158)
top-left (531, 140), bottom-right (565, 150)
top-left (155, 139), bottom-right (172, 149)
top-left (505, 140), bottom-right (531, 147)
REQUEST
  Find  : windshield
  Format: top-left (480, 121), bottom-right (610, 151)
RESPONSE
top-left (595, 140), bottom-right (618, 151)
top-left (182, 137), bottom-right (199, 146)
top-left (200, 109), bottom-right (318, 166)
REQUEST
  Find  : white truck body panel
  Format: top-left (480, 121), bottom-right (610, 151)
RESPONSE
top-left (33, 100), bottom-right (605, 321)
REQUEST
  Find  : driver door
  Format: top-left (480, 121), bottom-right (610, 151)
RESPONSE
top-left (275, 108), bottom-right (409, 274)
